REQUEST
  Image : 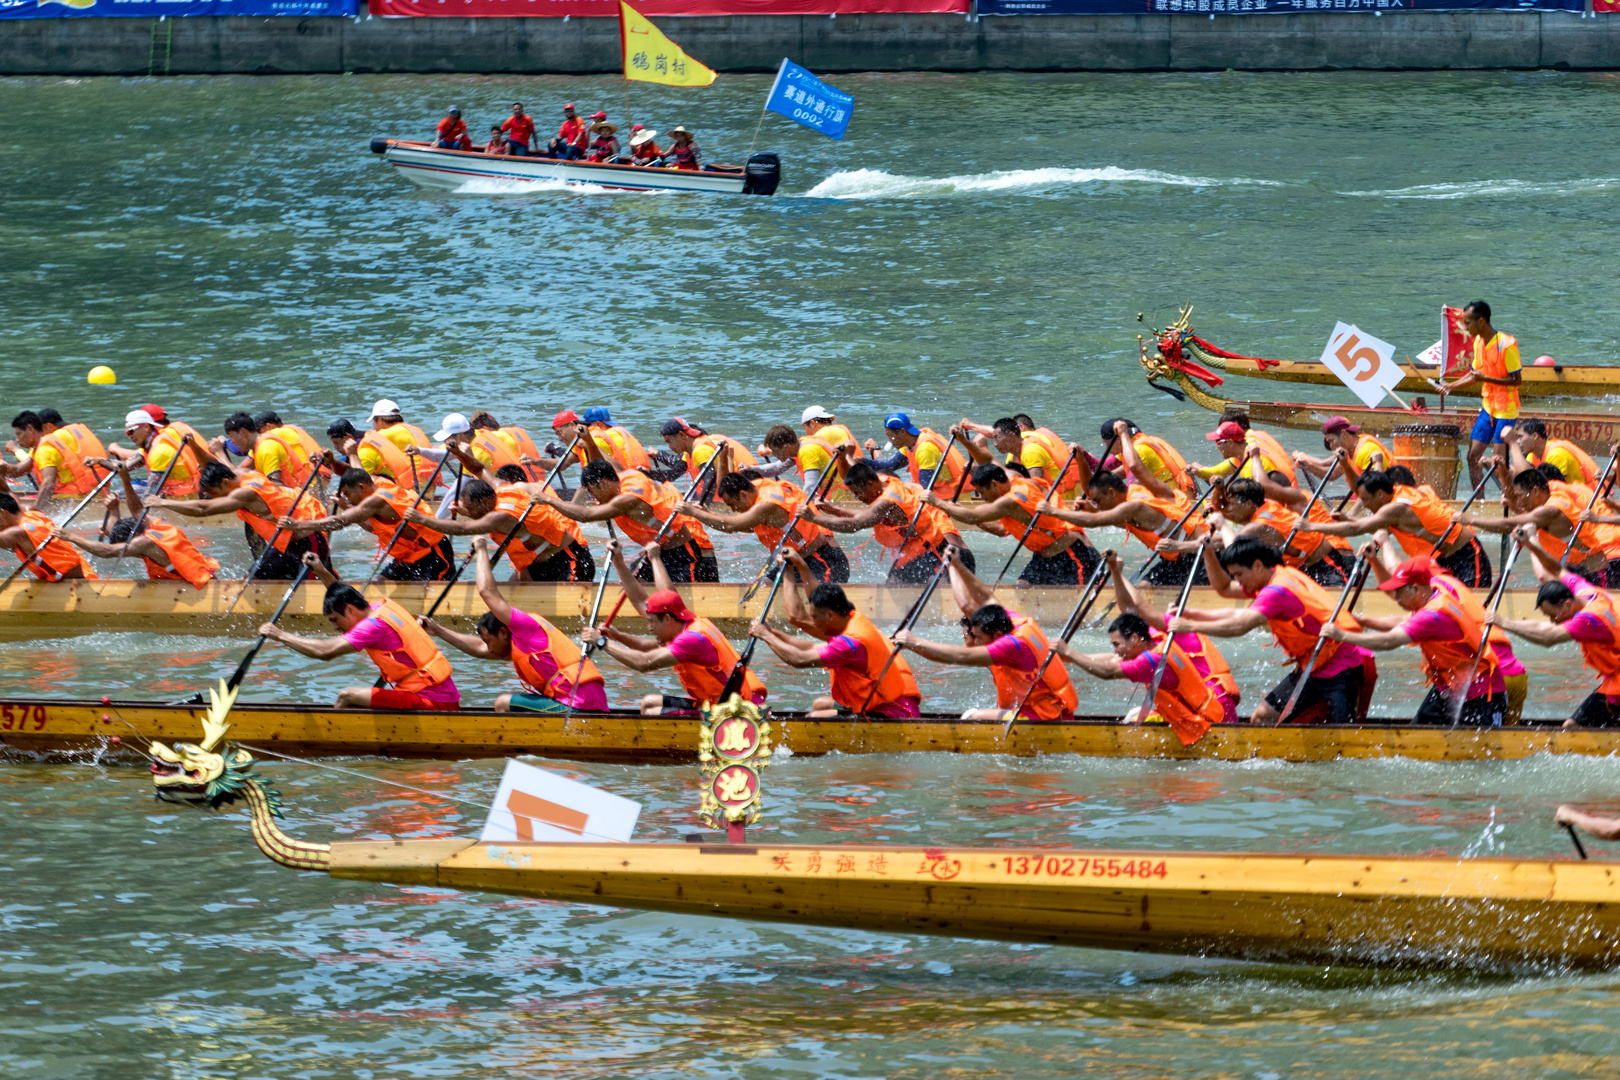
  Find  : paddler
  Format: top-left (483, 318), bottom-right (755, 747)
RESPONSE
top-left (680, 466), bottom-right (850, 583)
top-left (748, 551), bottom-right (922, 718)
top-left (959, 417), bottom-right (1074, 497)
top-left (1190, 418), bottom-right (1296, 486)
top-left (348, 400), bottom-right (438, 492)
top-left (1297, 468), bottom-right (1493, 588)
top-left (258, 560), bottom-right (460, 711)
top-left (758, 424), bottom-right (840, 493)
top-left (146, 461), bottom-right (329, 579)
top-left (799, 407), bottom-right (857, 470)
top-left (1293, 416), bottom-right (1390, 485)
top-left (1318, 551), bottom-right (1506, 726)
top-left (924, 462), bottom-right (1100, 585)
top-left (658, 417), bottom-right (758, 494)
top-left (254, 412), bottom-right (330, 485)
top-left (420, 537), bottom-right (607, 714)
top-left (1053, 612), bottom-right (1223, 746)
top-left (1102, 548), bottom-right (1239, 722)
top-left (106, 408), bottom-right (211, 498)
top-left (862, 412), bottom-right (968, 490)
top-left (1455, 467), bottom-right (1616, 586)
top-left (1442, 300), bottom-right (1522, 489)
top-left (892, 547), bottom-right (1077, 723)
top-left (538, 459), bottom-right (717, 582)
top-left (1040, 466), bottom-right (1209, 586)
top-left (1103, 418), bottom-right (1197, 497)
top-left (546, 408), bottom-right (653, 474)
top-left (1167, 538), bottom-right (1376, 724)
top-left (1491, 525), bottom-right (1620, 728)
top-left (593, 539), bottom-right (767, 715)
top-left (407, 469), bottom-right (594, 582)
top-left (1193, 477), bottom-right (1350, 586)
top-left (275, 467), bottom-right (453, 581)
top-left (0, 491), bottom-right (96, 581)
top-left (1507, 420), bottom-right (1599, 487)
top-left (217, 411), bottom-right (320, 490)
top-left (435, 105), bottom-right (469, 150)
top-left (56, 463), bottom-right (218, 588)
top-left (802, 459), bottom-right (975, 584)
top-left (4, 408), bottom-right (107, 510)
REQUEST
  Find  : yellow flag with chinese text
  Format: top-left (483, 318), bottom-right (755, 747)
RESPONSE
top-left (619, 2), bottom-right (717, 88)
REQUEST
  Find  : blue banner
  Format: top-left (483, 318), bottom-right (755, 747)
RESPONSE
top-left (0, 0), bottom-right (355, 17)
top-left (764, 59), bottom-right (854, 141)
top-left (981, 0), bottom-right (1579, 12)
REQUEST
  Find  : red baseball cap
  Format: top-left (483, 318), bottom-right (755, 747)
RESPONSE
top-left (1322, 416), bottom-right (1362, 436)
top-left (1206, 421), bottom-right (1246, 443)
top-left (1378, 556), bottom-right (1434, 591)
top-left (645, 588), bottom-right (694, 622)
top-left (590, 111), bottom-right (608, 121)
top-left (562, 103), bottom-right (576, 111)
top-left (138, 403), bottom-right (168, 425)
top-left (553, 409), bottom-right (580, 428)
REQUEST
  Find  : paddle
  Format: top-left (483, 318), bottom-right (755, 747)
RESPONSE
top-left (1133, 535), bottom-right (1210, 725)
top-left (719, 548), bottom-right (793, 703)
top-left (991, 439), bottom-right (1093, 588)
top-left (0, 468), bottom-right (119, 590)
top-left (1448, 536), bottom-right (1521, 725)
top-left (1566, 824), bottom-right (1590, 861)
top-left (1559, 447), bottom-right (1620, 573)
top-left (109, 440), bottom-right (192, 569)
top-left (1276, 553), bottom-right (1370, 725)
top-left (627, 457), bottom-right (716, 579)
top-left (225, 560), bottom-right (313, 691)
top-left (1095, 479), bottom-right (1217, 626)
top-left (1429, 466), bottom-right (1498, 556)
top-left (856, 547), bottom-right (954, 717)
top-left (570, 524), bottom-right (621, 695)
top-left (741, 457), bottom-right (842, 604)
top-left (1278, 450), bottom-right (1341, 557)
top-left (886, 428), bottom-right (961, 566)
top-left (223, 465), bottom-right (326, 616)
top-left (362, 451), bottom-right (453, 588)
top-left (1003, 554), bottom-right (1111, 738)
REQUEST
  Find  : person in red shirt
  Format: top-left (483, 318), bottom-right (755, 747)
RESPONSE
top-left (435, 106), bottom-right (470, 150)
top-left (547, 103), bottom-right (587, 159)
top-left (629, 127), bottom-right (663, 166)
top-left (501, 103), bottom-right (536, 157)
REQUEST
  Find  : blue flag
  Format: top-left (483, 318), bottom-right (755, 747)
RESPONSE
top-left (764, 59), bottom-right (853, 141)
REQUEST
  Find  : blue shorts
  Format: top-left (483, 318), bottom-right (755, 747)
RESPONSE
top-left (508, 692), bottom-right (567, 714)
top-left (1470, 410), bottom-right (1517, 445)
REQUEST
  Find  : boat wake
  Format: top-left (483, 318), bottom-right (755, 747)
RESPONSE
top-left (1339, 178), bottom-right (1620, 200)
top-left (804, 166), bottom-right (1285, 200)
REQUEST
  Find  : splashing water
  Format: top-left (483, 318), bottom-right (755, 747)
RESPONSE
top-left (1460, 806), bottom-right (1507, 859)
top-left (1338, 178), bottom-right (1620, 200)
top-left (803, 165), bottom-right (1287, 200)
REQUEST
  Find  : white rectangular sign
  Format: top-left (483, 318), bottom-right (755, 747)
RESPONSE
top-left (479, 759), bottom-right (641, 844)
top-left (1320, 322), bottom-right (1403, 409)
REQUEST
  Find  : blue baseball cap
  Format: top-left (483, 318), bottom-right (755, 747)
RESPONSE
top-left (884, 412), bottom-right (920, 437)
top-left (581, 407), bottom-right (612, 425)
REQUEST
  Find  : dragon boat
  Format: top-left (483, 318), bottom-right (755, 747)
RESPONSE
top-left (5, 694), bottom-right (1611, 763)
top-left (1140, 334), bottom-right (1620, 454)
top-left (0, 578), bottom-right (1552, 642)
top-left (150, 699), bottom-right (1620, 972)
top-left (370, 138), bottom-right (781, 197)
top-left (1155, 307), bottom-right (1620, 400)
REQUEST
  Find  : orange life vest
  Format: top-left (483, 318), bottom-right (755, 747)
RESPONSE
top-left (687, 434), bottom-right (758, 480)
top-left (509, 610), bottom-right (603, 699)
top-left (14, 510), bottom-right (96, 580)
top-left (258, 425), bottom-right (319, 489)
top-left (1304, 495), bottom-right (1353, 552)
top-left (1143, 636), bottom-right (1223, 746)
top-left (499, 426), bottom-right (544, 481)
top-left (360, 478), bottom-right (445, 564)
top-left (1024, 428), bottom-right (1078, 497)
top-left (1390, 484), bottom-right (1461, 557)
top-left (989, 615), bottom-right (1078, 722)
top-left (1569, 581), bottom-right (1620, 696)
top-left (1132, 434), bottom-right (1197, 497)
top-left (235, 472), bottom-right (323, 553)
top-left (492, 483), bottom-right (583, 572)
top-left (1409, 581), bottom-right (1498, 695)
top-left (1181, 631), bottom-right (1239, 704)
top-left (470, 430), bottom-right (523, 476)
top-left (144, 422), bottom-right (206, 497)
top-left (750, 478), bottom-right (827, 553)
top-left (368, 422), bottom-right (441, 490)
top-left (1474, 332), bottom-right (1521, 419)
top-left (286, 425), bottom-right (332, 477)
top-left (359, 430), bottom-right (420, 487)
top-left (1533, 439), bottom-right (1599, 485)
top-left (873, 475), bottom-right (951, 567)
top-left (999, 476), bottom-right (1079, 554)
top-left (671, 617), bottom-right (766, 704)
top-left (589, 424), bottom-right (652, 471)
top-left (34, 424), bottom-right (106, 497)
top-left (1432, 571), bottom-right (1516, 660)
top-left (1122, 483), bottom-right (1204, 560)
top-left (1255, 565), bottom-right (1360, 673)
top-left (360, 598), bottom-right (456, 693)
top-left (905, 428), bottom-right (968, 492)
top-left (1243, 429), bottom-right (1297, 486)
top-left (614, 471), bottom-right (712, 550)
top-left (1251, 499), bottom-right (1331, 568)
top-left (140, 518), bottom-right (219, 588)
top-left (827, 611), bottom-right (920, 712)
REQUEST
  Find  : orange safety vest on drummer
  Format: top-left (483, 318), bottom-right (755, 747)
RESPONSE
top-left (613, 471), bottom-right (713, 550)
top-left (1473, 332), bottom-right (1522, 420)
top-left (236, 472), bottom-right (323, 553)
top-left (1254, 566), bottom-right (1360, 674)
top-left (672, 617), bottom-right (766, 704)
top-left (144, 422), bottom-right (207, 498)
top-left (511, 612), bottom-right (603, 699)
top-left (493, 484), bottom-right (583, 573)
top-left (1142, 636), bottom-right (1223, 746)
top-left (750, 478), bottom-right (827, 553)
top-left (872, 475), bottom-right (951, 567)
top-left (34, 424), bottom-right (106, 497)
top-left (359, 599), bottom-right (456, 693)
top-left (905, 427), bottom-right (968, 490)
top-left (1121, 483), bottom-right (1204, 560)
top-left (14, 510), bottom-right (96, 581)
top-left (1389, 484), bottom-right (1460, 558)
top-left (360, 478), bottom-right (445, 564)
top-left (989, 614), bottom-right (1078, 722)
top-left (999, 475), bottom-right (1079, 554)
top-left (1132, 433), bottom-right (1197, 497)
top-left (140, 518), bottom-right (219, 588)
top-left (826, 610), bottom-right (920, 713)
top-left (687, 434), bottom-right (758, 480)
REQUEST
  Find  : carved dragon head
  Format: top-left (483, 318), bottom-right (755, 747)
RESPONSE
top-left (149, 680), bottom-right (277, 814)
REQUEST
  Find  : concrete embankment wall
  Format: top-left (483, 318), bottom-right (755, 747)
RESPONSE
top-left (3, 11), bottom-right (1619, 75)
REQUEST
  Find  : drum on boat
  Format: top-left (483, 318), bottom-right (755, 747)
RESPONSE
top-left (1391, 423), bottom-right (1462, 498)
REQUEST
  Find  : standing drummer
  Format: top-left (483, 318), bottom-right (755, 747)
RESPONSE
top-left (1442, 300), bottom-right (1522, 489)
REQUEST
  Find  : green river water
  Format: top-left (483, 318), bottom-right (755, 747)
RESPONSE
top-left (4, 70), bottom-right (1620, 1077)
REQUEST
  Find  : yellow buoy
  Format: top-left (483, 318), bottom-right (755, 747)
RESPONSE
top-left (87, 365), bottom-right (116, 385)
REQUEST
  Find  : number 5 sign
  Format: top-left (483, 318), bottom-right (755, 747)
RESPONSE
top-left (1320, 322), bottom-right (1403, 409)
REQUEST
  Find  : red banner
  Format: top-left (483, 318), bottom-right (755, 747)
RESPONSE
top-left (370, 0), bottom-right (966, 13)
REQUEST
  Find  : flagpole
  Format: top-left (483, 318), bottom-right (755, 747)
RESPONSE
top-left (747, 58), bottom-right (785, 158)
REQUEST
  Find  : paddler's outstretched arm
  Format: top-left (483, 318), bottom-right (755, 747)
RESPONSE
top-left (1491, 608), bottom-right (1574, 648)
top-left (1050, 642), bottom-right (1126, 680)
top-left (408, 505), bottom-right (516, 536)
top-left (537, 489), bottom-right (641, 524)
top-left (279, 494), bottom-right (386, 537)
top-left (471, 537), bottom-right (516, 626)
top-left (774, 550), bottom-right (827, 640)
top-left (1111, 424), bottom-right (1175, 502)
top-left (145, 487), bottom-right (265, 517)
top-left (258, 622), bottom-right (356, 660)
top-left (1296, 503), bottom-right (1416, 538)
top-left (804, 498), bottom-right (903, 534)
top-left (1555, 805), bottom-right (1620, 842)
top-left (1455, 506), bottom-right (1558, 534)
top-left (922, 489), bottom-right (1019, 528)
top-left (681, 499), bottom-right (780, 533)
top-left (1319, 621), bottom-right (1409, 650)
top-left (1166, 608), bottom-right (1268, 638)
top-left (55, 528), bottom-right (163, 564)
top-left (1041, 500), bottom-right (1148, 530)
top-left (891, 627), bottom-right (994, 667)
top-left (1195, 544), bottom-right (1247, 600)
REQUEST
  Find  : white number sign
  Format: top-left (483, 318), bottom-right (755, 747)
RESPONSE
top-left (1320, 322), bottom-right (1402, 409)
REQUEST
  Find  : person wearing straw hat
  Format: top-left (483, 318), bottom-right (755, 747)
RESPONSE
top-left (587, 120), bottom-right (621, 163)
top-left (629, 126), bottom-right (663, 166)
top-left (663, 126), bottom-right (701, 170)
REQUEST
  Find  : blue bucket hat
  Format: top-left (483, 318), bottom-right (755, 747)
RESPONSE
top-left (581, 407), bottom-right (612, 425)
top-left (884, 411), bottom-right (920, 437)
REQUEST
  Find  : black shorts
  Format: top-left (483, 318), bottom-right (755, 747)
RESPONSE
top-left (524, 540), bottom-right (596, 582)
top-left (250, 532), bottom-right (331, 581)
top-left (1017, 543), bottom-right (1100, 587)
top-left (1142, 552), bottom-right (1209, 587)
top-left (1572, 692), bottom-right (1620, 727)
top-left (887, 544), bottom-right (976, 585)
top-left (382, 537), bottom-right (454, 582)
top-left (1437, 536), bottom-right (1492, 590)
top-left (636, 541), bottom-right (720, 584)
top-left (1265, 657), bottom-right (1375, 724)
top-left (1413, 686), bottom-right (1505, 727)
top-left (1301, 548), bottom-right (1351, 588)
top-left (802, 542), bottom-right (851, 584)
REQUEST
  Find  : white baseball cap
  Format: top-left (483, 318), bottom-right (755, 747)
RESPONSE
top-left (124, 409), bottom-right (158, 430)
top-left (434, 412), bottom-right (471, 441)
top-left (369, 399), bottom-right (402, 419)
top-left (801, 406), bottom-right (835, 424)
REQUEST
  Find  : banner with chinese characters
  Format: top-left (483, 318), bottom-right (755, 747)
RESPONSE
top-left (765, 59), bottom-right (854, 140)
top-left (980, 0), bottom-right (1578, 13)
top-left (1, 0), bottom-right (354, 16)
top-left (369, 0), bottom-right (965, 15)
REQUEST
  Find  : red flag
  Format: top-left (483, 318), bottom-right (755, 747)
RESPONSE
top-left (1442, 305), bottom-right (1470, 376)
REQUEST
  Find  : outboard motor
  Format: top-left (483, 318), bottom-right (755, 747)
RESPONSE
top-left (742, 152), bottom-right (781, 196)
top-left (369, 136), bottom-right (390, 154)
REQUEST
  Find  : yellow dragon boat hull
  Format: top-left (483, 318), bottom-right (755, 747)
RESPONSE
top-left (1207, 355), bottom-right (1620, 399)
top-left (5, 697), bottom-right (1606, 763)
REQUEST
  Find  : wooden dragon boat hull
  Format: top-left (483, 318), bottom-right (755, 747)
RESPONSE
top-left (6, 696), bottom-right (1605, 764)
top-left (294, 835), bottom-right (1620, 970)
top-left (1204, 355), bottom-right (1620, 399)
top-left (0, 578), bottom-right (1552, 642)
